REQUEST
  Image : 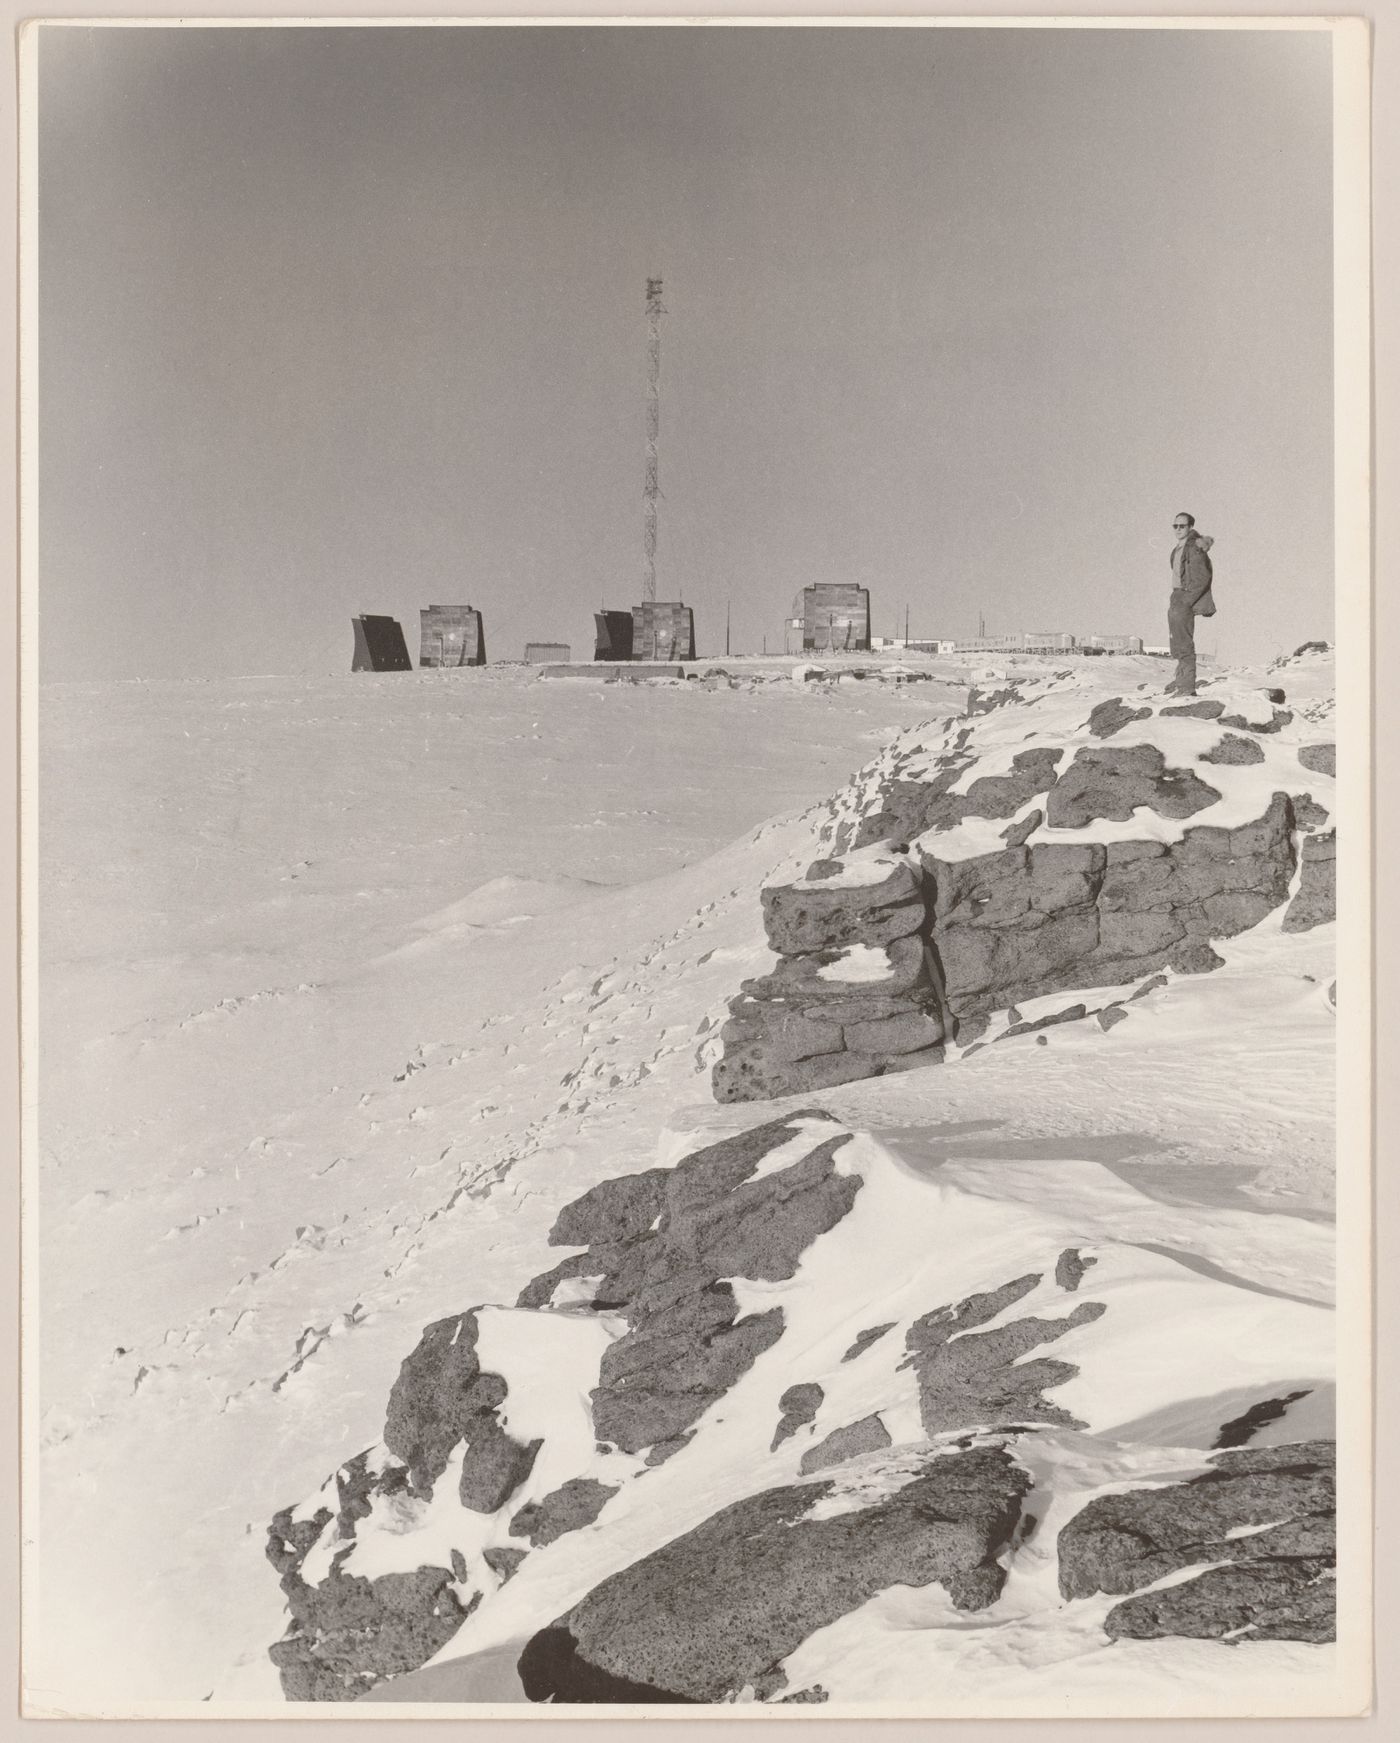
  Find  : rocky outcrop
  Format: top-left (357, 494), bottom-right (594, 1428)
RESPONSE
top-left (715, 678), bottom-right (1338, 1098)
top-left (265, 1307), bottom-right (545, 1698)
top-left (509, 1478), bottom-right (619, 1549)
top-left (266, 1113), bottom-right (869, 1698)
top-left (517, 1444), bottom-right (1031, 1703)
top-left (545, 1115), bottom-right (861, 1455)
top-left (515, 1116), bottom-right (864, 1461)
top-left (1057, 1440), bottom-right (1335, 1643)
top-left (267, 1561), bottom-right (473, 1703)
top-left (901, 1274), bottom-right (1106, 1435)
top-left (713, 928), bottom-right (944, 1102)
top-left (383, 1311), bottom-right (540, 1507)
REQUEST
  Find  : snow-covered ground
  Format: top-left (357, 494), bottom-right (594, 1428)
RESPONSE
top-left (30, 663), bottom-right (958, 1708)
top-left (28, 655), bottom-right (1342, 1714)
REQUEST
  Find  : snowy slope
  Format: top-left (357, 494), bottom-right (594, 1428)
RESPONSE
top-left (30, 654), bottom-right (1340, 1714)
top-left (31, 665), bottom-right (958, 1709)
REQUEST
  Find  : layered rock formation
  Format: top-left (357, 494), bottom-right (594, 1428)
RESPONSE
top-left (715, 676), bottom-right (1336, 1100)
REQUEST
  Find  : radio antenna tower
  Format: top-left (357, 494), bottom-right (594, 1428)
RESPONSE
top-left (643, 276), bottom-right (663, 603)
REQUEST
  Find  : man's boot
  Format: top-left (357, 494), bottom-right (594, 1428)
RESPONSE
top-left (1169, 652), bottom-right (1198, 697)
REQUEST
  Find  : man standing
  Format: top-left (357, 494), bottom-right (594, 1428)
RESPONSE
top-left (1167, 512), bottom-right (1216, 696)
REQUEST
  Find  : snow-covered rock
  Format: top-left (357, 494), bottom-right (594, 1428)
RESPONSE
top-left (265, 1107), bottom-right (1335, 1703)
top-left (715, 665), bottom-right (1336, 1099)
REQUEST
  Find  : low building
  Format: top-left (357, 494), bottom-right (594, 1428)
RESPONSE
top-left (351, 615), bottom-right (412, 672)
top-left (419, 604), bottom-right (486, 668)
top-left (631, 601), bottom-right (695, 661)
top-left (937, 633), bottom-right (1078, 656)
top-left (524, 642), bottom-right (571, 664)
top-left (1084, 633), bottom-right (1146, 655)
top-left (784, 583), bottom-right (872, 655)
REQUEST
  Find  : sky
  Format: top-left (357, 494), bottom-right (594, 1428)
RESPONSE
top-left (36, 23), bottom-right (1335, 678)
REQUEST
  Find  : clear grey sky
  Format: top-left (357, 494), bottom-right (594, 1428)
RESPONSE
top-left (37, 24), bottom-right (1334, 678)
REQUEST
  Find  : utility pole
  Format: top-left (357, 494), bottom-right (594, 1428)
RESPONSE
top-left (905, 603), bottom-right (910, 644)
top-left (725, 599), bottom-right (731, 657)
top-left (643, 276), bottom-right (663, 604)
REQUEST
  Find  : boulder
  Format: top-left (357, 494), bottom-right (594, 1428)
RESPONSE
top-left (1046, 745), bottom-right (1222, 829)
top-left (771, 1382), bottom-right (824, 1450)
top-left (517, 1445), bottom-right (1031, 1703)
top-left (1298, 742), bottom-right (1336, 777)
top-left (483, 1546), bottom-right (526, 1583)
top-left (509, 1478), bottom-right (619, 1548)
top-left (798, 1413), bottom-right (892, 1475)
top-left (1087, 698), bottom-right (1154, 739)
top-left (1054, 1248), bottom-right (1097, 1291)
top-left (1199, 733), bottom-right (1265, 766)
top-left (1160, 699), bottom-right (1225, 719)
top-left (1001, 807), bottom-right (1043, 848)
top-left (1220, 708), bottom-right (1293, 735)
top-left (1057, 1441), bottom-right (1335, 1643)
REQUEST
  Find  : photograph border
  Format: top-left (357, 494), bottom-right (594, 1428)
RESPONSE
top-left (9, 7), bottom-right (1382, 1733)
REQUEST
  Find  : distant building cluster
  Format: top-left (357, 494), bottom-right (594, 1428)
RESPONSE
top-left (872, 631), bottom-right (1146, 658)
top-left (351, 591), bottom-right (1143, 675)
top-left (785, 584), bottom-right (871, 655)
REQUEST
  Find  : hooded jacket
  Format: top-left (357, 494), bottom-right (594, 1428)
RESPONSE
top-left (1171, 530), bottom-right (1216, 618)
